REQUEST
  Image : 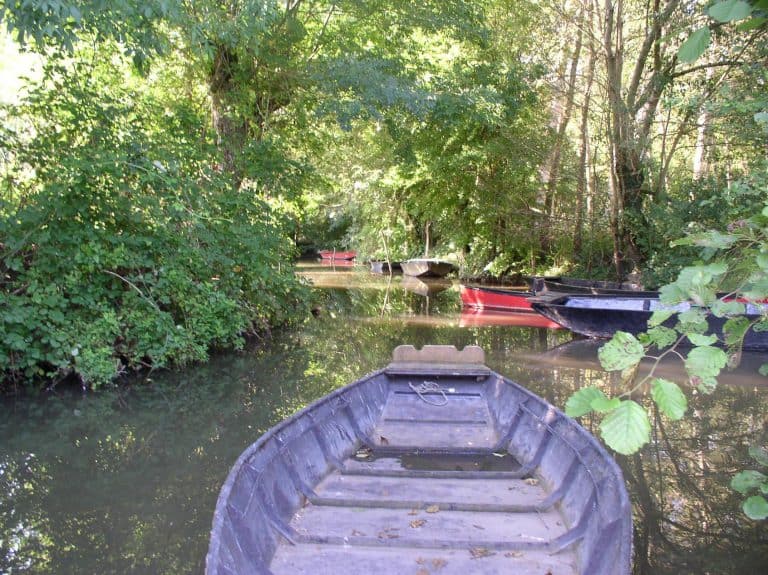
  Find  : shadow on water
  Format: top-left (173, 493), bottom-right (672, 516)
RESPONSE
top-left (1, 266), bottom-right (767, 574)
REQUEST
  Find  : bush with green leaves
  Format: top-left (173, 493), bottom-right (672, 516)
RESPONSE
top-left (566, 197), bottom-right (768, 520)
top-left (0, 54), bottom-right (308, 388)
top-left (732, 445), bottom-right (768, 521)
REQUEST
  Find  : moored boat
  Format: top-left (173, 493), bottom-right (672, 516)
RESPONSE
top-left (531, 294), bottom-right (768, 350)
top-left (319, 249), bottom-right (357, 260)
top-left (206, 345), bottom-right (632, 575)
top-left (401, 258), bottom-right (457, 278)
top-left (370, 260), bottom-right (402, 274)
top-left (533, 277), bottom-right (658, 297)
top-left (460, 284), bottom-right (534, 311)
top-left (459, 308), bottom-right (563, 329)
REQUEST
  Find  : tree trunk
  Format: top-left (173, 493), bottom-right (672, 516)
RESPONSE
top-left (574, 0), bottom-right (597, 256)
top-left (209, 44), bottom-right (247, 188)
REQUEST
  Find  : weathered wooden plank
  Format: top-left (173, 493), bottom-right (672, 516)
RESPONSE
top-left (290, 503), bottom-right (567, 545)
top-left (313, 472), bottom-right (548, 508)
top-left (371, 420), bottom-right (499, 449)
top-left (381, 391), bottom-right (490, 423)
top-left (270, 543), bottom-right (577, 575)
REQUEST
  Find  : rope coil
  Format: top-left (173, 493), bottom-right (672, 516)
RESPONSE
top-left (408, 380), bottom-right (448, 406)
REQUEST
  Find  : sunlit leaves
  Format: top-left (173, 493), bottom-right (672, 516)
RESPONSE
top-left (685, 345), bottom-right (728, 378)
top-left (565, 386), bottom-right (606, 418)
top-left (743, 496), bottom-right (768, 520)
top-left (723, 316), bottom-right (752, 346)
top-left (677, 27), bottom-right (711, 63)
top-left (599, 400), bottom-right (651, 455)
top-left (732, 447), bottom-right (768, 520)
top-left (598, 332), bottom-right (644, 371)
top-left (643, 325), bottom-right (678, 348)
top-left (651, 378), bottom-right (687, 420)
top-left (709, 0), bottom-right (753, 22)
top-left (732, 470), bottom-right (768, 494)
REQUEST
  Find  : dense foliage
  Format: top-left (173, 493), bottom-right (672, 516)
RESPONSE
top-left (0, 51), bottom-right (307, 387)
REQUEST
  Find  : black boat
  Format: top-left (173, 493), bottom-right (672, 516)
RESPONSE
top-left (532, 277), bottom-right (658, 297)
top-left (531, 294), bottom-right (768, 350)
top-left (206, 345), bottom-right (632, 575)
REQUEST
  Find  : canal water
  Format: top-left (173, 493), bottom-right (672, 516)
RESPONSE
top-left (1, 262), bottom-right (766, 574)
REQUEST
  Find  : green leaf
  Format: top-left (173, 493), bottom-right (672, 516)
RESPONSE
top-left (711, 299), bottom-right (746, 317)
top-left (685, 346), bottom-right (728, 379)
top-left (694, 375), bottom-right (719, 394)
top-left (599, 400), bottom-right (652, 455)
top-left (743, 495), bottom-right (768, 520)
top-left (591, 396), bottom-right (621, 413)
top-left (598, 332), bottom-right (645, 372)
top-left (687, 333), bottom-right (718, 347)
top-left (677, 27), bottom-right (711, 63)
top-left (651, 378), bottom-right (688, 420)
top-left (760, 363), bottom-right (768, 376)
top-left (566, 387), bottom-right (606, 418)
top-left (723, 316), bottom-right (751, 346)
top-left (659, 283), bottom-right (688, 305)
top-left (732, 470), bottom-right (766, 494)
top-left (677, 309), bottom-right (709, 333)
top-left (645, 325), bottom-right (678, 348)
top-left (749, 445), bottom-right (768, 467)
top-left (648, 309), bottom-right (675, 327)
top-left (708, 0), bottom-right (753, 22)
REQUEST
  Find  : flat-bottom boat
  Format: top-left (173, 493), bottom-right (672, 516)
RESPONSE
top-left (401, 258), bottom-right (457, 278)
top-left (459, 308), bottom-right (563, 329)
top-left (319, 250), bottom-right (357, 260)
top-left (531, 294), bottom-right (768, 350)
top-left (206, 345), bottom-right (632, 575)
top-left (459, 284), bottom-right (535, 311)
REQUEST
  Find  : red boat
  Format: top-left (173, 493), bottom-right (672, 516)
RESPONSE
top-left (459, 308), bottom-right (562, 329)
top-left (318, 249), bottom-right (357, 260)
top-left (459, 284), bottom-right (534, 312)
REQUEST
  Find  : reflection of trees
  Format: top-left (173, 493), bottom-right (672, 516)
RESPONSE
top-left (517, 345), bottom-right (768, 575)
top-left (620, 390), bottom-right (768, 575)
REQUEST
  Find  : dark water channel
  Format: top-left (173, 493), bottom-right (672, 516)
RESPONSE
top-left (2, 262), bottom-right (767, 574)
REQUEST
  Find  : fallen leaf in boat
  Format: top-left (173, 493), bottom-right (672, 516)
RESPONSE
top-left (432, 558), bottom-right (447, 568)
top-left (410, 519), bottom-right (427, 528)
top-left (408, 509), bottom-right (420, 515)
top-left (425, 504), bottom-right (440, 513)
top-left (524, 477), bottom-right (539, 486)
top-left (504, 551), bottom-right (524, 558)
top-left (469, 547), bottom-right (496, 559)
top-left (351, 529), bottom-right (366, 537)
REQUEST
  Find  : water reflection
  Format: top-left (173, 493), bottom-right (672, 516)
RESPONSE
top-left (1, 267), bottom-right (766, 574)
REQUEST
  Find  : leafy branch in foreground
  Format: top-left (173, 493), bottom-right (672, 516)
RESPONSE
top-left (566, 203), bottom-right (768, 457)
top-left (731, 445), bottom-right (768, 520)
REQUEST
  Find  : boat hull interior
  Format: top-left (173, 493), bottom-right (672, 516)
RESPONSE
top-left (206, 346), bottom-right (631, 575)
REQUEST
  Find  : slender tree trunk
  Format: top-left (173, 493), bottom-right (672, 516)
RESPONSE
top-left (209, 44), bottom-right (247, 188)
top-left (574, 0), bottom-right (598, 256)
